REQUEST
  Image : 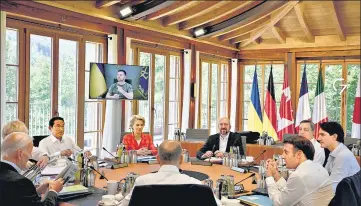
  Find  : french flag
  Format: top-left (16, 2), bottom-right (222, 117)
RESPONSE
top-left (352, 77), bottom-right (360, 139)
top-left (295, 65), bottom-right (311, 132)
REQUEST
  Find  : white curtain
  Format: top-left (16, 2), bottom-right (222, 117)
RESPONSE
top-left (100, 34), bottom-right (122, 158)
top-left (0, 12), bottom-right (6, 130)
top-left (181, 49), bottom-right (191, 132)
top-left (194, 51), bottom-right (200, 128)
top-left (230, 59), bottom-right (238, 132)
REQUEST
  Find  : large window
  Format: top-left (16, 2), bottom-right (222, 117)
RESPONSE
top-left (84, 41), bottom-right (104, 151)
top-left (29, 34), bottom-right (53, 135)
top-left (297, 61), bottom-right (360, 137)
top-left (5, 28), bottom-right (19, 122)
top-left (242, 63), bottom-right (284, 131)
top-left (132, 45), bottom-right (182, 145)
top-left (199, 58), bottom-right (229, 134)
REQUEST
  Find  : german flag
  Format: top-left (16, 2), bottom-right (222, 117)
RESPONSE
top-left (263, 66), bottom-right (278, 140)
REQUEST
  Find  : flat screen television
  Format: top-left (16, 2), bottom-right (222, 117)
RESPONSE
top-left (89, 63), bottom-right (149, 100)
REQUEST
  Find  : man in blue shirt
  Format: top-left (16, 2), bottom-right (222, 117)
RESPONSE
top-left (318, 121), bottom-right (360, 191)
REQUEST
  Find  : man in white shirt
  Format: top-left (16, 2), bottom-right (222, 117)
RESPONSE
top-left (2, 120), bottom-right (49, 168)
top-left (266, 136), bottom-right (334, 206)
top-left (298, 120), bottom-right (325, 165)
top-left (39, 117), bottom-right (91, 158)
top-left (121, 140), bottom-right (222, 206)
top-left (318, 121), bottom-right (360, 192)
top-left (196, 117), bottom-right (244, 159)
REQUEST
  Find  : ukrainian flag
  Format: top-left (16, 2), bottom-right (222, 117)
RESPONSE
top-left (247, 68), bottom-right (263, 133)
top-left (89, 63), bottom-right (107, 98)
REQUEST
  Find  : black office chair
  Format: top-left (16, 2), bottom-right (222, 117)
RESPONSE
top-left (33, 135), bottom-right (48, 147)
top-left (329, 171), bottom-right (361, 206)
top-left (128, 184), bottom-right (218, 206)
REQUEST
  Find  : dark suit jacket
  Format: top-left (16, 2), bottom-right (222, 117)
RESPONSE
top-left (0, 162), bottom-right (58, 206)
top-left (329, 170), bottom-right (361, 206)
top-left (196, 132), bottom-right (244, 159)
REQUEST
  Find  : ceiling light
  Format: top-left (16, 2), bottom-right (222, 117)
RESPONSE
top-left (194, 28), bottom-right (206, 37)
top-left (120, 6), bottom-right (133, 18)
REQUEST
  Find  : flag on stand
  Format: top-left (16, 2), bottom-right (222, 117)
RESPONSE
top-left (277, 65), bottom-right (295, 140)
top-left (247, 68), bottom-right (263, 134)
top-left (351, 76), bottom-right (360, 139)
top-left (263, 66), bottom-right (278, 140)
top-left (312, 69), bottom-right (328, 139)
top-left (295, 65), bottom-right (311, 132)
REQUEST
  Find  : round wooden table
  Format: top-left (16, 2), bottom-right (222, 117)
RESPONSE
top-left (94, 162), bottom-right (258, 190)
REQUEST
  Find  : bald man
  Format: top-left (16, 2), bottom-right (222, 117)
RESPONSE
top-left (2, 120), bottom-right (50, 168)
top-left (197, 117), bottom-right (245, 159)
top-left (121, 141), bottom-right (221, 206)
top-left (0, 132), bottom-right (63, 206)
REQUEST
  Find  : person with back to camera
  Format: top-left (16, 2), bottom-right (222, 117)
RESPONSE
top-left (106, 69), bottom-right (133, 99)
top-left (122, 115), bottom-right (157, 156)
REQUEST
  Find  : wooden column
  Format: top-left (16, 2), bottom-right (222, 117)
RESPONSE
top-left (188, 43), bottom-right (196, 129)
top-left (286, 52), bottom-right (298, 120)
top-left (117, 27), bottom-right (126, 132)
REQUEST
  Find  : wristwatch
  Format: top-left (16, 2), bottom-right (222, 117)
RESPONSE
top-left (43, 154), bottom-right (50, 160)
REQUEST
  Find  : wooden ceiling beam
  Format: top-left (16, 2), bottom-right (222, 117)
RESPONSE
top-left (162, 1), bottom-right (226, 26)
top-left (229, 33), bottom-right (250, 44)
top-left (294, 4), bottom-right (315, 42)
top-left (125, 1), bottom-right (174, 20)
top-left (144, 1), bottom-right (197, 21)
top-left (271, 26), bottom-right (286, 44)
top-left (239, 1), bottom-right (299, 48)
top-left (201, 1), bottom-right (287, 38)
top-left (179, 1), bottom-right (252, 31)
top-left (96, 0), bottom-right (121, 9)
top-left (219, 17), bottom-right (270, 41)
top-left (328, 1), bottom-right (346, 41)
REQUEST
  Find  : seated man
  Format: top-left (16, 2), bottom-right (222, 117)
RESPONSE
top-left (39, 117), bottom-right (91, 158)
top-left (0, 132), bottom-right (63, 206)
top-left (197, 117), bottom-right (244, 160)
top-left (298, 120), bottom-right (325, 165)
top-left (106, 69), bottom-right (133, 99)
top-left (266, 136), bottom-right (334, 206)
top-left (318, 121), bottom-right (360, 191)
top-left (2, 120), bottom-right (49, 168)
top-left (121, 140), bottom-right (221, 206)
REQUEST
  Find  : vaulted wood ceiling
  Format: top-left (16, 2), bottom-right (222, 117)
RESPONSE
top-left (6, 0), bottom-right (360, 51)
top-left (93, 0), bottom-right (360, 50)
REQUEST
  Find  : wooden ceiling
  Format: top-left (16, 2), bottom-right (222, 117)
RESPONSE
top-left (5, 0), bottom-right (361, 51)
top-left (94, 0), bottom-right (360, 50)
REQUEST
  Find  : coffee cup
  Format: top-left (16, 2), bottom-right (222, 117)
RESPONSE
top-left (246, 156), bottom-right (254, 162)
top-left (102, 195), bottom-right (116, 205)
top-left (107, 180), bottom-right (119, 195)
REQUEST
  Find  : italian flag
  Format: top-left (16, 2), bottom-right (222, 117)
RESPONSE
top-left (351, 77), bottom-right (360, 139)
top-left (312, 69), bottom-right (328, 139)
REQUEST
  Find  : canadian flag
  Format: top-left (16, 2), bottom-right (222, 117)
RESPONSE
top-left (351, 76), bottom-right (360, 139)
top-left (277, 65), bottom-right (295, 140)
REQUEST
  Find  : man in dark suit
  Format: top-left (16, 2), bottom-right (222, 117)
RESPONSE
top-left (197, 117), bottom-right (244, 159)
top-left (0, 132), bottom-right (64, 206)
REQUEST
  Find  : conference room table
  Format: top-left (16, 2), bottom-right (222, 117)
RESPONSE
top-left (60, 162), bottom-right (258, 206)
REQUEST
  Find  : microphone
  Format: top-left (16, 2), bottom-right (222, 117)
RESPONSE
top-left (102, 147), bottom-right (118, 159)
top-left (234, 173), bottom-right (256, 185)
top-left (210, 144), bottom-right (216, 162)
top-left (68, 157), bottom-right (109, 181)
top-left (243, 149), bottom-right (267, 173)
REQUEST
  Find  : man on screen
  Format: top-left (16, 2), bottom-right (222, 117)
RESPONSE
top-left (106, 69), bottom-right (134, 99)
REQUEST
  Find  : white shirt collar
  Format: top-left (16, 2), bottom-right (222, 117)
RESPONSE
top-left (50, 134), bottom-right (64, 143)
top-left (158, 165), bottom-right (180, 173)
top-left (220, 132), bottom-right (230, 140)
top-left (1, 160), bottom-right (22, 173)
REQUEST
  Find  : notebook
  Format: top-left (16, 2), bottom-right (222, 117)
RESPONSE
top-left (59, 185), bottom-right (89, 196)
top-left (237, 195), bottom-right (272, 206)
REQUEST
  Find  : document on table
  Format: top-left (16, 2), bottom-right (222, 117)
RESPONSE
top-left (41, 165), bottom-right (67, 176)
top-left (203, 157), bottom-right (223, 163)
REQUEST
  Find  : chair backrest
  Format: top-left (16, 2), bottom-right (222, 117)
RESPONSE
top-left (185, 129), bottom-right (209, 142)
top-left (128, 184), bottom-right (218, 206)
top-left (33, 135), bottom-right (48, 147)
top-left (237, 131), bottom-right (260, 144)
